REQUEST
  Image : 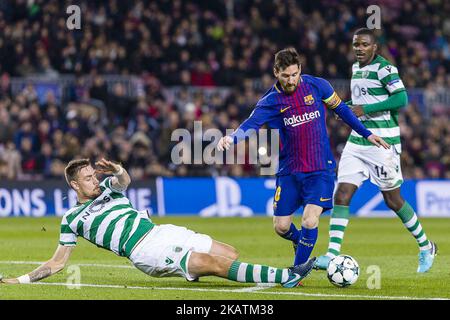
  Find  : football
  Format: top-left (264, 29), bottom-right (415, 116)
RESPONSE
top-left (327, 255), bottom-right (360, 287)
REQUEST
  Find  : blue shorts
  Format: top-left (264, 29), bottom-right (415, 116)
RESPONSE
top-left (273, 170), bottom-right (336, 216)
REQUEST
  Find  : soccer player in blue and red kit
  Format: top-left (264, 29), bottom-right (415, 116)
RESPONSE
top-left (217, 48), bottom-right (389, 275)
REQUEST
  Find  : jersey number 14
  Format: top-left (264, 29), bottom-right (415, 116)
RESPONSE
top-left (374, 165), bottom-right (388, 178)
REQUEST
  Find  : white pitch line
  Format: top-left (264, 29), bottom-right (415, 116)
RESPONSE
top-left (231, 283), bottom-right (277, 292)
top-left (21, 282), bottom-right (449, 300)
top-left (0, 261), bottom-right (134, 269)
top-left (0, 261), bottom-right (273, 293)
top-left (2, 261), bottom-right (449, 300)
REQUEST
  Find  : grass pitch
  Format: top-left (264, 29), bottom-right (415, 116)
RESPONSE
top-left (0, 216), bottom-right (449, 300)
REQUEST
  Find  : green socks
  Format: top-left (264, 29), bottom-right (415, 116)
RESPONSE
top-left (396, 202), bottom-right (431, 251)
top-left (227, 261), bottom-right (289, 283)
top-left (326, 202), bottom-right (431, 256)
top-left (326, 205), bottom-right (350, 258)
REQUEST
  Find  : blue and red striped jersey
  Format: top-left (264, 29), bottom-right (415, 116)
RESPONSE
top-left (231, 74), bottom-right (372, 175)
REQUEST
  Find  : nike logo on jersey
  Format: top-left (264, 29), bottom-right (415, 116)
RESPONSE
top-left (320, 197), bottom-right (332, 202)
top-left (284, 110), bottom-right (320, 127)
top-left (280, 106), bottom-right (292, 113)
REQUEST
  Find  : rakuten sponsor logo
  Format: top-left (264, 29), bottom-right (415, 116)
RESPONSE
top-left (283, 110), bottom-right (320, 127)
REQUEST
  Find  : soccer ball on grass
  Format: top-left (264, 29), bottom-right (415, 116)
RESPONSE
top-left (327, 255), bottom-right (359, 287)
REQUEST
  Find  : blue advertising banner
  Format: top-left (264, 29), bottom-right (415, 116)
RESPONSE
top-left (160, 177), bottom-right (276, 217)
top-left (0, 180), bottom-right (157, 217)
top-left (1, 178), bottom-right (449, 217)
top-left (158, 178), bottom-right (450, 217)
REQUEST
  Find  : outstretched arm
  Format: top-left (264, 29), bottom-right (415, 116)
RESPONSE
top-left (317, 78), bottom-right (390, 149)
top-left (217, 104), bottom-right (276, 151)
top-left (332, 101), bottom-right (390, 149)
top-left (1, 245), bottom-right (73, 284)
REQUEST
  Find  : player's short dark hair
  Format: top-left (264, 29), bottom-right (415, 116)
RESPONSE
top-left (274, 47), bottom-right (301, 72)
top-left (354, 28), bottom-right (377, 43)
top-left (64, 158), bottom-right (91, 186)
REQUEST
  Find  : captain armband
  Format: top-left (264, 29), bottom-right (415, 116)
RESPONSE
top-left (323, 92), bottom-right (342, 109)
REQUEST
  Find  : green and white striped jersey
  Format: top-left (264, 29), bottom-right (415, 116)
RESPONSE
top-left (59, 177), bottom-right (154, 258)
top-left (349, 54), bottom-right (405, 152)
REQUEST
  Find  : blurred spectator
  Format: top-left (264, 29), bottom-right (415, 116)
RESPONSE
top-left (0, 0), bottom-right (448, 180)
top-left (0, 1), bottom-right (448, 86)
top-left (0, 141), bottom-right (22, 179)
top-left (89, 75), bottom-right (109, 104)
top-left (108, 83), bottom-right (135, 124)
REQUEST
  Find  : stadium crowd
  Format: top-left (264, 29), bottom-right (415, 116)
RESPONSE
top-left (0, 0), bottom-right (449, 180)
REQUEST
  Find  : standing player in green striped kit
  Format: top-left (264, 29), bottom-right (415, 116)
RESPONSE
top-left (0, 158), bottom-right (315, 287)
top-left (315, 28), bottom-right (437, 273)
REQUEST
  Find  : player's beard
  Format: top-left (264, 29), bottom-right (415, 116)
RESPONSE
top-left (282, 82), bottom-right (297, 94)
top-left (87, 186), bottom-right (102, 199)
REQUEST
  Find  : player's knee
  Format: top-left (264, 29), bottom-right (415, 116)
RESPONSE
top-left (273, 221), bottom-right (290, 236)
top-left (302, 215), bottom-right (319, 229)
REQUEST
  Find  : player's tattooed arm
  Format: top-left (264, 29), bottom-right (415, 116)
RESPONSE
top-left (28, 245), bottom-right (73, 282)
top-left (29, 266), bottom-right (52, 282)
top-left (2, 264), bottom-right (59, 284)
top-left (0, 245), bottom-right (73, 284)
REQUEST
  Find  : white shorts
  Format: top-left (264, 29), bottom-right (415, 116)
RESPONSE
top-left (129, 224), bottom-right (213, 281)
top-left (337, 143), bottom-right (403, 191)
